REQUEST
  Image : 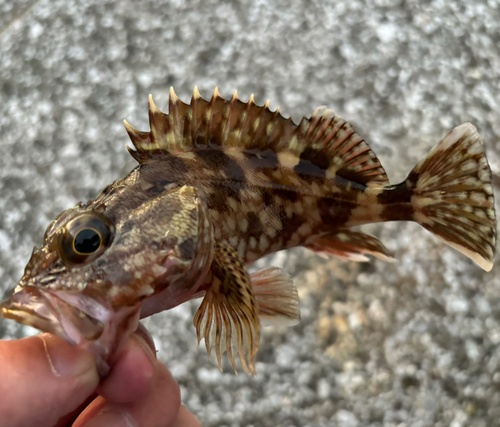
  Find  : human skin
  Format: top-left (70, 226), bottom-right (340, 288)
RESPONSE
top-left (0, 326), bottom-right (201, 427)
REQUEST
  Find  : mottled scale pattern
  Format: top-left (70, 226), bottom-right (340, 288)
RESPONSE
top-left (123, 88), bottom-right (395, 265)
top-left (122, 89), bottom-right (496, 271)
top-left (135, 149), bottom-right (364, 265)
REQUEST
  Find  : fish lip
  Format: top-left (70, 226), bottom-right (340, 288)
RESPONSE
top-left (0, 286), bottom-right (105, 345)
top-left (0, 288), bottom-right (63, 336)
top-left (1, 285), bottom-right (143, 377)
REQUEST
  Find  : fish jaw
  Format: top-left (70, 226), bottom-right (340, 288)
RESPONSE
top-left (0, 285), bottom-right (141, 376)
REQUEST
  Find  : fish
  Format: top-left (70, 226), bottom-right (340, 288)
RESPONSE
top-left (0, 87), bottom-right (497, 376)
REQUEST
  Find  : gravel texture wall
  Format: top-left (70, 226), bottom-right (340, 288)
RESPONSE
top-left (1, 1), bottom-right (499, 426)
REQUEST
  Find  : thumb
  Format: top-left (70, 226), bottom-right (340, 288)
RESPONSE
top-left (0, 333), bottom-right (99, 427)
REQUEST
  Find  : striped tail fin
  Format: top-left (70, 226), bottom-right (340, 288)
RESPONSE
top-left (408, 123), bottom-right (496, 271)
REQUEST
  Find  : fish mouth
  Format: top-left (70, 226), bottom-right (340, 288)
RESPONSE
top-left (0, 286), bottom-right (105, 346)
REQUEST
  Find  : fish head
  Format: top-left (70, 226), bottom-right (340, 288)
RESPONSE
top-left (0, 187), bottom-right (213, 374)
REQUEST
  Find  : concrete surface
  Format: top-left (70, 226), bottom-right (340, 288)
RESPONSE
top-left (1, 0), bottom-right (500, 426)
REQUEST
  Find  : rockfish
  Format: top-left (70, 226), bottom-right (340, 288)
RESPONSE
top-left (1, 88), bottom-right (496, 375)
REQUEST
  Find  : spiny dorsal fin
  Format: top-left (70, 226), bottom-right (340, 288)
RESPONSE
top-left (124, 87), bottom-right (389, 184)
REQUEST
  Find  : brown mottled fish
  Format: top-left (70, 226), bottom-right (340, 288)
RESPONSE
top-left (0, 88), bottom-right (496, 375)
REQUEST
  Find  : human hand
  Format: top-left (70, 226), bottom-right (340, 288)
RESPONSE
top-left (0, 326), bottom-right (201, 427)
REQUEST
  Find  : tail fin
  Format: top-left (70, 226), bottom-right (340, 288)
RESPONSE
top-left (408, 123), bottom-right (497, 271)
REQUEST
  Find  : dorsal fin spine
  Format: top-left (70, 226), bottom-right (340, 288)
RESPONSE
top-left (250, 99), bottom-right (270, 147)
top-left (240, 93), bottom-right (255, 144)
top-left (190, 88), bottom-right (198, 146)
top-left (207, 88), bottom-right (220, 147)
top-left (238, 93), bottom-right (256, 147)
top-left (167, 88), bottom-right (179, 152)
top-left (148, 94), bottom-right (166, 153)
top-left (126, 145), bottom-right (143, 162)
top-left (123, 119), bottom-right (152, 160)
top-left (267, 107), bottom-right (282, 144)
top-left (223, 90), bottom-right (239, 146)
top-left (191, 88), bottom-right (209, 147)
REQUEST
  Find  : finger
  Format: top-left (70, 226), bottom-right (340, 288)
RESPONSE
top-left (96, 331), bottom-right (157, 403)
top-left (0, 334), bottom-right (99, 427)
top-left (169, 405), bottom-right (202, 427)
top-left (54, 393), bottom-right (98, 427)
top-left (74, 362), bottom-right (181, 427)
top-left (55, 324), bottom-right (156, 425)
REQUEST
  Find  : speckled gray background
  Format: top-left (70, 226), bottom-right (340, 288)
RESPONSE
top-left (1, 1), bottom-right (500, 426)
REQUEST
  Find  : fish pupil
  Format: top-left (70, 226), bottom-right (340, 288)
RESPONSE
top-left (74, 229), bottom-right (101, 254)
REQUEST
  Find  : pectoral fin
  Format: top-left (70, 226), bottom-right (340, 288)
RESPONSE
top-left (251, 267), bottom-right (300, 327)
top-left (193, 242), bottom-right (260, 375)
top-left (306, 230), bottom-right (395, 262)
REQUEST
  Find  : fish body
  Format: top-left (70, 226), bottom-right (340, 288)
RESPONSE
top-left (1, 88), bottom-right (496, 375)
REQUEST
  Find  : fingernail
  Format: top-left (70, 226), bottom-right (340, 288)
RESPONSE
top-left (133, 323), bottom-right (157, 363)
top-left (84, 404), bottom-right (137, 427)
top-left (40, 333), bottom-right (96, 377)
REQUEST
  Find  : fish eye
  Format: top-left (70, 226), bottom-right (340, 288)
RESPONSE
top-left (58, 212), bottom-right (114, 265)
top-left (73, 228), bottom-right (102, 254)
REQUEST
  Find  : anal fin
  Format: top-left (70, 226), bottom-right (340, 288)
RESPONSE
top-left (305, 230), bottom-right (395, 263)
top-left (193, 242), bottom-right (260, 375)
top-left (251, 267), bottom-right (300, 327)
